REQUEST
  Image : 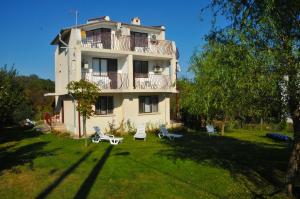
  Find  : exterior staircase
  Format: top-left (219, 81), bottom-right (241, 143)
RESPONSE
top-left (50, 122), bottom-right (67, 132)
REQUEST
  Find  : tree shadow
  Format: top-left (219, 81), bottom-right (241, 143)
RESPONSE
top-left (0, 141), bottom-right (58, 174)
top-left (157, 132), bottom-right (290, 198)
top-left (0, 127), bottom-right (43, 144)
top-left (73, 145), bottom-right (113, 199)
top-left (36, 150), bottom-right (93, 199)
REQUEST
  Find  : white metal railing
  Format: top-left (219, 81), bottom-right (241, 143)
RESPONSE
top-left (81, 34), bottom-right (175, 56)
top-left (82, 72), bottom-right (129, 90)
top-left (134, 73), bottom-right (172, 90)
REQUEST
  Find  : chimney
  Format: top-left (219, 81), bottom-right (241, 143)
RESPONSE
top-left (87, 16), bottom-right (110, 24)
top-left (131, 17), bottom-right (141, 25)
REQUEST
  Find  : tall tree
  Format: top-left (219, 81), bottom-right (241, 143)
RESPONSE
top-left (67, 80), bottom-right (101, 147)
top-left (0, 66), bottom-right (24, 127)
top-left (206, 0), bottom-right (300, 195)
top-left (183, 33), bottom-right (278, 134)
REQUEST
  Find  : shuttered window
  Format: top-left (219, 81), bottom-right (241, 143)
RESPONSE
top-left (95, 96), bottom-right (113, 115)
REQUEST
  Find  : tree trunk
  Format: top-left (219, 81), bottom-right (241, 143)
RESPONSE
top-left (83, 116), bottom-right (87, 147)
top-left (260, 117), bottom-right (263, 132)
top-left (221, 122), bottom-right (225, 136)
top-left (286, 116), bottom-right (300, 196)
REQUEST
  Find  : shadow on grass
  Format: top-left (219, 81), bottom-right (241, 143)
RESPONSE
top-left (127, 156), bottom-right (223, 198)
top-left (0, 141), bottom-right (58, 174)
top-left (36, 150), bottom-right (93, 199)
top-left (73, 145), bottom-right (113, 199)
top-left (0, 127), bottom-right (43, 144)
top-left (157, 131), bottom-right (290, 198)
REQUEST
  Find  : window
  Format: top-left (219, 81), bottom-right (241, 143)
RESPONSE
top-left (92, 58), bottom-right (108, 76)
top-left (86, 28), bottom-right (111, 49)
top-left (95, 96), bottom-right (113, 115)
top-left (139, 96), bottom-right (159, 113)
top-left (131, 31), bottom-right (148, 48)
top-left (134, 60), bottom-right (148, 78)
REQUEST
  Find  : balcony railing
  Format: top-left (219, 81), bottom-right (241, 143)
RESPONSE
top-left (82, 72), bottom-right (129, 90)
top-left (134, 73), bottom-right (172, 90)
top-left (81, 34), bottom-right (175, 56)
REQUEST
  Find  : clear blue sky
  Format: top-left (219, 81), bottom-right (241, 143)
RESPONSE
top-left (0, 0), bottom-right (227, 80)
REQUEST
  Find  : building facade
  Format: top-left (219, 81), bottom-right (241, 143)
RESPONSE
top-left (50, 16), bottom-right (179, 136)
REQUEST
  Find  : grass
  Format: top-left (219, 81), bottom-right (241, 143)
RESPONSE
top-left (0, 127), bottom-right (292, 199)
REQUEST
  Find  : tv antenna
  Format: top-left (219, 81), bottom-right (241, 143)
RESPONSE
top-left (69, 10), bottom-right (79, 29)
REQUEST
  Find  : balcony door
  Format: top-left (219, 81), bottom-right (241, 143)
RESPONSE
top-left (101, 28), bottom-right (111, 49)
top-left (130, 32), bottom-right (148, 50)
top-left (107, 59), bottom-right (118, 89)
top-left (133, 60), bottom-right (148, 88)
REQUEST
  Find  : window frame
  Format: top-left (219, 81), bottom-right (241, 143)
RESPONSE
top-left (95, 96), bottom-right (114, 115)
top-left (139, 95), bottom-right (159, 113)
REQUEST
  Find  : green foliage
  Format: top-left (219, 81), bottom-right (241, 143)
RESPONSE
top-left (17, 74), bottom-right (55, 120)
top-left (180, 37), bottom-right (280, 133)
top-left (67, 80), bottom-right (101, 119)
top-left (0, 66), bottom-right (25, 126)
top-left (0, 66), bottom-right (55, 127)
top-left (205, 1), bottom-right (300, 193)
top-left (125, 119), bottom-right (136, 135)
top-left (67, 80), bottom-right (101, 146)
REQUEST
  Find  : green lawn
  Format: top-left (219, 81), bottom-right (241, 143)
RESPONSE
top-left (0, 127), bottom-right (292, 199)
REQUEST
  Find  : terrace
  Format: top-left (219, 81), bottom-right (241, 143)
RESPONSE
top-left (81, 33), bottom-right (175, 56)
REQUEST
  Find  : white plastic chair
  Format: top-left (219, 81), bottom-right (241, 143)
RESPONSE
top-left (206, 125), bottom-right (217, 136)
top-left (92, 126), bottom-right (123, 145)
top-left (134, 124), bottom-right (147, 140)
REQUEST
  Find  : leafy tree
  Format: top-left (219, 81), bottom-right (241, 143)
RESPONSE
top-left (205, 0), bottom-right (300, 195)
top-left (67, 80), bottom-right (101, 147)
top-left (183, 35), bottom-right (279, 135)
top-left (0, 66), bottom-right (24, 127)
top-left (17, 75), bottom-right (55, 120)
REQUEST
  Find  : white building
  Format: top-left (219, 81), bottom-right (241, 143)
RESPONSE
top-left (49, 16), bottom-right (179, 137)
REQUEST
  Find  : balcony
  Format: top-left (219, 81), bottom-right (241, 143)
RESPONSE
top-left (82, 71), bottom-right (129, 90)
top-left (81, 34), bottom-right (175, 56)
top-left (134, 73), bottom-right (172, 90)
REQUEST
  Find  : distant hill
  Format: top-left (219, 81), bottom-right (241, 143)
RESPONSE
top-left (16, 74), bottom-right (55, 120)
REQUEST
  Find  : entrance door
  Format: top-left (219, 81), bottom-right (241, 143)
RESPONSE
top-left (107, 59), bottom-right (118, 89)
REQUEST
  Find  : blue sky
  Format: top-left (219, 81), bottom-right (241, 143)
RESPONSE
top-left (0, 0), bottom-right (226, 80)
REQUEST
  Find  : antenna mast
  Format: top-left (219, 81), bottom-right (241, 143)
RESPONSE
top-left (75, 10), bottom-right (78, 29)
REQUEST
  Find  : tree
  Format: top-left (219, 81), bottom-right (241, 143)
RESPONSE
top-left (67, 80), bottom-right (101, 147)
top-left (205, 0), bottom-right (300, 195)
top-left (17, 75), bottom-right (55, 120)
top-left (0, 66), bottom-right (24, 127)
top-left (183, 35), bottom-right (278, 135)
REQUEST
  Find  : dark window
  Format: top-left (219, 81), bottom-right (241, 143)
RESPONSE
top-left (134, 60), bottom-right (148, 78)
top-left (139, 96), bottom-right (159, 113)
top-left (131, 31), bottom-right (148, 49)
top-left (95, 96), bottom-right (113, 115)
top-left (86, 28), bottom-right (111, 49)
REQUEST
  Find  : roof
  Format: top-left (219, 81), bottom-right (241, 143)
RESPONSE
top-left (51, 18), bottom-right (165, 45)
top-left (50, 29), bottom-right (71, 45)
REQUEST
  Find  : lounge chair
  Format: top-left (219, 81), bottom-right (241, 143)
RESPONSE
top-left (134, 124), bottom-right (146, 140)
top-left (92, 126), bottom-right (123, 145)
top-left (206, 124), bottom-right (217, 136)
top-left (158, 125), bottom-right (183, 140)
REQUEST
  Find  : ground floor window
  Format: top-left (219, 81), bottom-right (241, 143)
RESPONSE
top-left (95, 96), bottom-right (113, 115)
top-left (139, 95), bottom-right (158, 113)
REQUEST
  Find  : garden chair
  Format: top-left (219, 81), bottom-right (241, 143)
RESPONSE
top-left (134, 124), bottom-right (147, 140)
top-left (158, 125), bottom-right (183, 140)
top-left (206, 124), bottom-right (217, 136)
top-left (92, 126), bottom-right (123, 145)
